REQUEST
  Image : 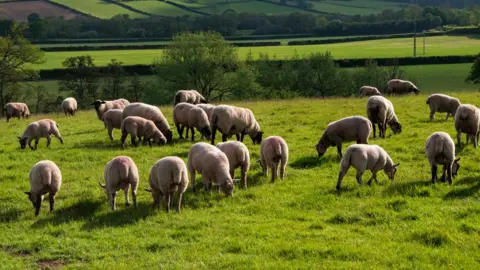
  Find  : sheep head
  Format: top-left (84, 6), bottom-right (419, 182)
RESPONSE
top-left (24, 192), bottom-right (42, 216)
top-left (389, 122), bottom-right (402, 134)
top-left (452, 158), bottom-right (461, 177)
top-left (385, 163), bottom-right (400, 181)
top-left (17, 136), bottom-right (28, 149)
top-left (250, 131), bottom-right (263, 145)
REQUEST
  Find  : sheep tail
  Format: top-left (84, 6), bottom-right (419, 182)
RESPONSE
top-left (340, 147), bottom-right (354, 168)
top-left (272, 141), bottom-right (282, 163)
top-left (56, 123), bottom-right (59, 128)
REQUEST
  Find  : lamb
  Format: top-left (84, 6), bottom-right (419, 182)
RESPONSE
top-left (197, 103), bottom-right (215, 120)
top-left (386, 79), bottom-right (419, 95)
top-left (25, 160), bottom-right (62, 216)
top-left (173, 102), bottom-right (211, 141)
top-left (120, 116), bottom-right (167, 148)
top-left (99, 156), bottom-right (139, 210)
top-left (366, 95), bottom-right (402, 138)
top-left (91, 99), bottom-right (126, 121)
top-left (61, 97), bottom-right (78, 116)
top-left (336, 144), bottom-right (400, 190)
top-left (187, 142), bottom-right (234, 196)
top-left (145, 156), bottom-right (189, 212)
top-left (102, 109), bottom-right (123, 141)
top-left (316, 116), bottom-right (372, 158)
top-left (425, 132), bottom-right (460, 184)
top-left (454, 104), bottom-right (480, 148)
top-left (122, 102), bottom-right (173, 143)
top-left (174, 90), bottom-right (207, 105)
top-left (4, 102), bottom-right (30, 122)
top-left (216, 141), bottom-right (250, 188)
top-left (259, 136), bottom-right (288, 183)
top-left (210, 105), bottom-right (263, 145)
top-left (359, 86), bottom-right (381, 97)
top-left (426, 94), bottom-right (461, 121)
top-left (18, 119), bottom-right (64, 150)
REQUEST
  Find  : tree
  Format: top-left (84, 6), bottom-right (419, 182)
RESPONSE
top-left (128, 73), bottom-right (147, 102)
top-left (466, 55), bottom-right (480, 85)
top-left (33, 85), bottom-right (47, 114)
top-left (102, 59), bottom-right (126, 100)
top-left (58, 55), bottom-right (100, 107)
top-left (0, 23), bottom-right (44, 116)
top-left (28, 13), bottom-right (46, 40)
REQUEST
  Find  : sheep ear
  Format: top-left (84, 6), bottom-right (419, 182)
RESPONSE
top-left (455, 157), bottom-right (460, 162)
top-left (145, 188), bottom-right (152, 193)
top-left (24, 192), bottom-right (30, 196)
top-left (98, 182), bottom-right (106, 189)
top-left (17, 136), bottom-right (22, 140)
top-left (393, 163), bottom-right (400, 168)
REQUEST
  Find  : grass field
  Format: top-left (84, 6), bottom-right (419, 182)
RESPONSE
top-left (39, 36), bottom-right (480, 69)
top-left (2, 92), bottom-right (480, 268)
top-left (123, 0), bottom-right (200, 16)
top-left (50, 0), bottom-right (147, 19)
top-left (309, 0), bottom-right (405, 15)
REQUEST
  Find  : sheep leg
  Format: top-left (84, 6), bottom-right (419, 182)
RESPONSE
top-left (440, 165), bottom-right (447, 183)
top-left (185, 126), bottom-right (190, 138)
top-left (336, 143), bottom-right (343, 158)
top-left (210, 126), bottom-right (217, 145)
top-left (176, 124), bottom-right (184, 139)
top-left (28, 139), bottom-right (34, 150)
top-left (34, 138), bottom-right (39, 150)
top-left (46, 136), bottom-right (51, 148)
top-left (124, 185), bottom-right (131, 206)
top-left (240, 133), bottom-right (245, 142)
top-left (241, 167), bottom-right (248, 189)
top-left (280, 159), bottom-right (286, 181)
top-left (190, 169), bottom-right (196, 193)
top-left (131, 136), bottom-right (137, 147)
top-left (356, 170), bottom-right (364, 186)
top-left (261, 158), bottom-right (267, 176)
top-left (429, 111), bottom-right (435, 121)
top-left (107, 126), bottom-right (114, 141)
top-left (336, 167), bottom-right (348, 190)
top-left (236, 134), bottom-right (240, 141)
top-left (222, 134), bottom-right (228, 142)
top-left (121, 133), bottom-right (128, 148)
top-left (110, 192), bottom-right (116, 210)
top-left (34, 194), bottom-right (42, 216)
top-left (372, 124), bottom-right (376, 138)
top-left (444, 113), bottom-right (449, 121)
top-left (166, 192), bottom-right (172, 213)
top-left (132, 189), bottom-right (137, 209)
top-left (49, 193), bottom-right (56, 213)
top-left (431, 165), bottom-right (437, 184)
top-left (190, 127), bottom-right (195, 142)
top-left (456, 131), bottom-right (462, 147)
top-left (447, 164), bottom-right (453, 185)
top-left (475, 134), bottom-right (479, 148)
top-left (51, 130), bottom-right (64, 144)
top-left (176, 193), bottom-right (183, 213)
top-left (271, 163), bottom-right (279, 183)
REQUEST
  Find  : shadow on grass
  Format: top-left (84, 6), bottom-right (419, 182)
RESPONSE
top-left (290, 155), bottom-right (338, 169)
top-left (444, 177), bottom-right (480, 200)
top-left (69, 128), bottom-right (104, 136)
top-left (73, 141), bottom-right (122, 150)
top-left (31, 200), bottom-right (103, 228)
top-left (0, 208), bottom-right (22, 223)
top-left (382, 180), bottom-right (431, 197)
top-left (81, 202), bottom-right (155, 230)
top-left (170, 151), bottom-right (189, 158)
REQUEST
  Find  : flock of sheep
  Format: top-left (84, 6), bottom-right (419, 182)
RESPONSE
top-left (5, 79), bottom-right (473, 216)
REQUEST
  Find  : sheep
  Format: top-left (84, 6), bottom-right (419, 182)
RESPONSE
top-left (210, 105), bottom-right (263, 145)
top-left (216, 141), bottom-right (250, 188)
top-left (25, 160), bottom-right (62, 216)
top-left (91, 99), bottom-right (126, 121)
top-left (122, 102), bottom-right (173, 143)
top-left (426, 94), bottom-right (461, 121)
top-left (259, 136), bottom-right (288, 183)
top-left (173, 102), bottom-right (211, 141)
top-left (454, 104), bottom-right (480, 148)
top-left (366, 95), bottom-right (402, 138)
top-left (102, 109), bottom-right (123, 141)
top-left (316, 116), bottom-right (372, 158)
top-left (425, 132), bottom-right (461, 185)
top-left (174, 90), bottom-right (207, 106)
top-left (18, 119), bottom-right (64, 150)
top-left (4, 102), bottom-right (30, 122)
top-left (99, 156), bottom-right (139, 210)
top-left (336, 144), bottom-right (400, 190)
top-left (386, 79), bottom-right (419, 95)
top-left (116, 98), bottom-right (130, 106)
top-left (197, 103), bottom-right (215, 120)
top-left (359, 86), bottom-right (381, 97)
top-left (61, 97), bottom-right (78, 116)
top-left (145, 156), bottom-right (189, 212)
top-left (187, 142), bottom-right (234, 196)
top-left (120, 116), bottom-right (166, 148)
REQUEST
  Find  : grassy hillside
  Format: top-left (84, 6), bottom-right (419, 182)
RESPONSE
top-left (2, 92), bottom-right (480, 268)
top-left (123, 0), bottom-right (201, 16)
top-left (308, 0), bottom-right (405, 15)
top-left (49, 0), bottom-right (147, 19)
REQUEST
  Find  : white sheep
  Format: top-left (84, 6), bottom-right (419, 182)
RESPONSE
top-left (454, 104), bottom-right (480, 148)
top-left (25, 160), bottom-right (62, 216)
top-left (187, 142), bottom-right (234, 196)
top-left (4, 102), bottom-right (30, 122)
top-left (120, 116), bottom-right (166, 148)
top-left (359, 86), bottom-right (381, 97)
top-left (99, 156), bottom-right (139, 210)
top-left (173, 102), bottom-right (211, 141)
top-left (366, 95), bottom-right (402, 138)
top-left (91, 99), bottom-right (126, 121)
top-left (122, 102), bottom-right (172, 143)
top-left (102, 109), bottom-right (123, 141)
top-left (336, 144), bottom-right (400, 190)
top-left (174, 90), bottom-right (207, 105)
top-left (425, 132), bottom-right (460, 184)
top-left (386, 79), bottom-right (419, 95)
top-left (116, 98), bottom-right (130, 106)
top-left (316, 116), bottom-right (372, 158)
top-left (426, 94), bottom-right (461, 121)
top-left (216, 141), bottom-right (250, 188)
top-left (197, 103), bottom-right (215, 120)
top-left (61, 97), bottom-right (78, 116)
top-left (259, 136), bottom-right (288, 183)
top-left (210, 105), bottom-right (263, 145)
top-left (146, 156), bottom-right (189, 212)
top-left (18, 119), bottom-right (64, 150)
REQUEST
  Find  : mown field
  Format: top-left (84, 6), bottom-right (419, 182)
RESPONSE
top-left (39, 36), bottom-right (480, 69)
top-left (2, 92), bottom-right (480, 268)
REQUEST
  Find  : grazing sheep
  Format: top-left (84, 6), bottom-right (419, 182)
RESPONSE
top-left (426, 94), bottom-right (461, 121)
top-left (187, 142), bottom-right (234, 196)
top-left (425, 132), bottom-right (460, 184)
top-left (120, 116), bottom-right (166, 148)
top-left (25, 160), bottom-right (62, 216)
top-left (359, 86), bottom-right (381, 97)
top-left (216, 141), bottom-right (250, 188)
top-left (386, 79), bottom-right (419, 95)
top-left (173, 102), bottom-right (211, 141)
top-left (146, 156), bottom-right (189, 212)
top-left (116, 98), bottom-right (130, 106)
top-left (336, 144), bottom-right (400, 190)
top-left (102, 109), bottom-right (123, 141)
top-left (61, 97), bottom-right (78, 116)
top-left (259, 136), bottom-right (288, 183)
top-left (91, 99), bottom-right (126, 121)
top-left (4, 102), bottom-right (30, 122)
top-left (197, 103), bottom-right (215, 120)
top-left (210, 105), bottom-right (263, 145)
top-left (18, 119), bottom-right (64, 150)
top-left (122, 102), bottom-right (173, 143)
top-left (174, 90), bottom-right (207, 106)
top-left (366, 95), bottom-right (402, 138)
top-left (316, 116), bottom-right (372, 158)
top-left (99, 156), bottom-right (139, 210)
top-left (454, 104), bottom-right (480, 148)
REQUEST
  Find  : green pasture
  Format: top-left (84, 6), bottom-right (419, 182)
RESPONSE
top-left (309, 0), bottom-right (405, 15)
top-left (50, 0), bottom-right (147, 19)
top-left (123, 0), bottom-right (199, 16)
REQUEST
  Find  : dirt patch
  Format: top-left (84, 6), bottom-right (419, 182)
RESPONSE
top-left (37, 259), bottom-right (65, 269)
top-left (0, 1), bottom-right (79, 22)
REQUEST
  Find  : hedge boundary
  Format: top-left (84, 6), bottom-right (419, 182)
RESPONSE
top-left (288, 32), bottom-right (445, 45)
